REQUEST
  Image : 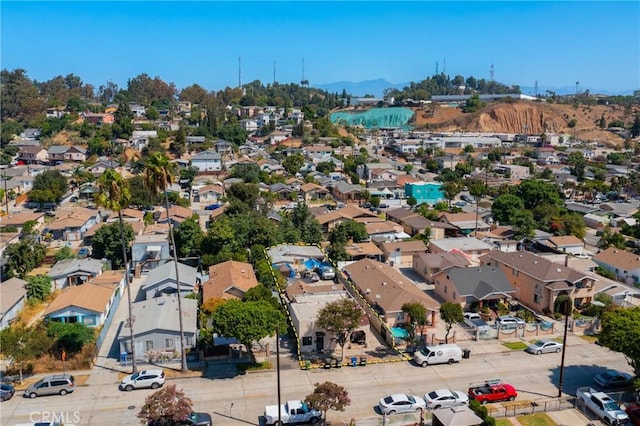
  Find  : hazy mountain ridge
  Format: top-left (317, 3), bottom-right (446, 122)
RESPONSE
top-left (314, 79), bottom-right (634, 98)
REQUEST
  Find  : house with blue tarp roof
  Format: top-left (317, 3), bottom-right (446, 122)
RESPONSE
top-left (404, 182), bottom-right (444, 206)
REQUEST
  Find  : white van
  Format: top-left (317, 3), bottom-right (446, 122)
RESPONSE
top-left (413, 344), bottom-right (463, 367)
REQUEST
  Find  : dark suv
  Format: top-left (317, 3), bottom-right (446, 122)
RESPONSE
top-left (24, 374), bottom-right (75, 398)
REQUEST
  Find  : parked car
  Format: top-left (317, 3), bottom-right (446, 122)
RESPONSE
top-left (154, 412), bottom-right (212, 426)
top-left (119, 369), bottom-right (165, 391)
top-left (77, 247), bottom-right (90, 258)
top-left (525, 339), bottom-right (563, 355)
top-left (627, 404), bottom-right (640, 426)
top-left (495, 316), bottom-right (525, 327)
top-left (463, 312), bottom-right (481, 321)
top-left (454, 201), bottom-right (467, 207)
top-left (378, 393), bottom-right (426, 415)
top-left (0, 383), bottom-right (15, 401)
top-left (424, 389), bottom-right (469, 409)
top-left (24, 374), bottom-right (75, 398)
top-left (594, 370), bottom-right (633, 389)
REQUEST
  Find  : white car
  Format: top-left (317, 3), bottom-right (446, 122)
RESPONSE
top-left (424, 389), bottom-right (469, 409)
top-left (378, 393), bottom-right (426, 415)
top-left (525, 339), bottom-right (563, 355)
top-left (119, 369), bottom-right (165, 391)
top-left (496, 316), bottom-right (525, 327)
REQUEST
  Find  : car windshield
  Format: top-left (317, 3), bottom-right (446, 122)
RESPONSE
top-left (533, 341), bottom-right (544, 347)
top-left (450, 391), bottom-right (460, 398)
top-left (407, 395), bottom-right (416, 403)
top-left (603, 401), bottom-right (621, 411)
top-left (130, 372), bottom-right (141, 380)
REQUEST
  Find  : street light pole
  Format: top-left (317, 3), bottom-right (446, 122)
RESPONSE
top-left (557, 297), bottom-right (571, 398)
top-left (276, 328), bottom-right (282, 426)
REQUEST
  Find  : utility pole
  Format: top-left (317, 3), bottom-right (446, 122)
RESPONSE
top-left (557, 297), bottom-right (571, 397)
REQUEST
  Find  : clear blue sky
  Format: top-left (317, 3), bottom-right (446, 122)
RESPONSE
top-left (2, 1), bottom-right (639, 94)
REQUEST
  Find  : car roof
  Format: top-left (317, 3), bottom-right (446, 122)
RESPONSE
top-left (430, 389), bottom-right (454, 397)
top-left (389, 393), bottom-right (411, 401)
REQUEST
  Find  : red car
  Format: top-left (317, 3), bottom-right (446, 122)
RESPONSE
top-left (627, 404), bottom-right (640, 426)
top-left (468, 380), bottom-right (517, 404)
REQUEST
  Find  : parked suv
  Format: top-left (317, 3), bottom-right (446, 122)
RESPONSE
top-left (496, 316), bottom-right (525, 327)
top-left (24, 374), bottom-right (75, 398)
top-left (119, 369), bottom-right (165, 391)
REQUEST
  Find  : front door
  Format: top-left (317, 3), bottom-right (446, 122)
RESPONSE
top-left (315, 332), bottom-right (325, 352)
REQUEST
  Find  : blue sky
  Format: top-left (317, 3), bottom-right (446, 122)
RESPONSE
top-left (2, 1), bottom-right (639, 94)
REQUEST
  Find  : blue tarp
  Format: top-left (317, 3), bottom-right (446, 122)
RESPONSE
top-left (304, 258), bottom-right (322, 271)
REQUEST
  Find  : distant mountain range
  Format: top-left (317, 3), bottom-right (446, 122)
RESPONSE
top-left (313, 79), bottom-right (634, 98)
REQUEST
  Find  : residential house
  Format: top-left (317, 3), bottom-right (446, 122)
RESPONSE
top-left (131, 235), bottom-right (170, 274)
top-left (432, 406), bottom-right (483, 426)
top-left (140, 261), bottom-right (198, 301)
top-left (83, 113), bottom-right (114, 125)
top-left (314, 205), bottom-right (378, 233)
top-left (129, 103), bottom-right (146, 118)
top-left (378, 240), bottom-right (428, 267)
top-left (404, 182), bottom-right (444, 206)
top-left (131, 130), bottom-right (157, 151)
top-left (429, 237), bottom-right (493, 261)
top-left (592, 247), bottom-right (640, 285)
top-left (331, 181), bottom-right (363, 203)
top-left (267, 244), bottom-right (326, 277)
top-left (201, 260), bottom-right (259, 303)
top-left (543, 235), bottom-right (585, 255)
top-left (196, 184), bottom-right (224, 204)
top-left (0, 278), bottom-right (27, 330)
top-left (17, 145), bottom-right (48, 164)
top-left (157, 205), bottom-right (194, 226)
top-left (64, 146), bottom-right (87, 162)
top-left (480, 250), bottom-right (596, 314)
top-left (48, 258), bottom-right (104, 290)
top-left (19, 128), bottom-right (41, 140)
top-left (46, 208), bottom-right (99, 241)
top-left (87, 161), bottom-right (116, 177)
top-left (342, 258), bottom-right (439, 331)
top-left (364, 220), bottom-right (410, 242)
top-left (118, 296), bottom-right (198, 361)
top-left (413, 252), bottom-right (474, 284)
top-left (191, 150), bottom-right (222, 172)
top-left (432, 266), bottom-right (516, 310)
top-left (214, 139), bottom-right (233, 156)
top-left (299, 182), bottom-right (330, 203)
top-left (438, 212), bottom-right (491, 236)
top-left (1, 212), bottom-right (45, 232)
top-left (42, 283), bottom-right (116, 327)
top-left (269, 130), bottom-right (290, 145)
top-left (288, 291), bottom-right (358, 353)
top-left (45, 107), bottom-right (66, 118)
top-left (48, 145), bottom-right (69, 164)
top-left (107, 208), bottom-right (145, 223)
top-left (493, 164), bottom-right (530, 180)
top-left (344, 242), bottom-right (384, 262)
top-left (240, 119), bottom-right (258, 132)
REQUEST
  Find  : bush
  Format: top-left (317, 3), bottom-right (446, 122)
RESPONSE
top-left (46, 322), bottom-right (96, 353)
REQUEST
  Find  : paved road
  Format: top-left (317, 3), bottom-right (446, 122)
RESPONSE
top-left (1, 334), bottom-right (631, 426)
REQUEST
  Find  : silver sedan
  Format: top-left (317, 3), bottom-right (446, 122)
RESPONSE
top-left (525, 339), bottom-right (563, 355)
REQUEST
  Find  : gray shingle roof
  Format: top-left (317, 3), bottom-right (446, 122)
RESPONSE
top-left (48, 258), bottom-right (103, 279)
top-left (0, 277), bottom-right (27, 314)
top-left (128, 296), bottom-right (197, 335)
top-left (441, 266), bottom-right (515, 299)
top-left (143, 261), bottom-right (198, 288)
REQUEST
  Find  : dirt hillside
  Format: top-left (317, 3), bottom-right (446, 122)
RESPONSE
top-left (412, 101), bottom-right (636, 146)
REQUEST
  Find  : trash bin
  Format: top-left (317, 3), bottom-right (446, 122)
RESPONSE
top-left (351, 357), bottom-right (357, 367)
top-left (359, 357), bottom-right (367, 366)
top-left (462, 348), bottom-right (471, 359)
top-left (305, 360), bottom-right (311, 370)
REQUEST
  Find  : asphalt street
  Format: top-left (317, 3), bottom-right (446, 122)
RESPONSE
top-left (0, 334), bottom-right (631, 426)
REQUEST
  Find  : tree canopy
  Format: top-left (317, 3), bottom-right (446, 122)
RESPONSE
top-left (305, 381), bottom-right (351, 423)
top-left (137, 384), bottom-right (193, 425)
top-left (599, 306), bottom-right (640, 383)
top-left (91, 222), bottom-right (134, 269)
top-left (316, 298), bottom-right (363, 360)
top-left (440, 302), bottom-right (463, 344)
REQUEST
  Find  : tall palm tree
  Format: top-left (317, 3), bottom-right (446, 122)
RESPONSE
top-left (144, 153), bottom-right (188, 372)
top-left (95, 168), bottom-right (137, 373)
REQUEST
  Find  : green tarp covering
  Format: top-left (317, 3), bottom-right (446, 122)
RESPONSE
top-left (330, 107), bottom-right (414, 129)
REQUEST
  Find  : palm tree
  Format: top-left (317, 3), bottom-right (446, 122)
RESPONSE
top-left (144, 153), bottom-right (188, 372)
top-left (95, 168), bottom-right (137, 373)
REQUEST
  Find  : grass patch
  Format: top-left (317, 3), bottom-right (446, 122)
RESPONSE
top-left (579, 334), bottom-right (599, 343)
top-left (237, 361), bottom-right (272, 372)
top-left (496, 420), bottom-right (513, 426)
top-left (516, 413), bottom-right (557, 426)
top-left (502, 341), bottom-right (527, 350)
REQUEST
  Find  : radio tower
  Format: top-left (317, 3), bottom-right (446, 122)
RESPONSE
top-left (490, 64), bottom-right (495, 82)
top-left (273, 60), bottom-right (277, 85)
top-left (442, 57), bottom-right (446, 74)
top-left (300, 57), bottom-right (309, 87)
top-left (534, 81), bottom-right (538, 98)
top-left (238, 56), bottom-right (242, 88)
top-left (435, 61), bottom-right (439, 75)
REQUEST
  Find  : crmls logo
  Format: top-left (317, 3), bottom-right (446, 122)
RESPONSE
top-left (30, 410), bottom-right (81, 424)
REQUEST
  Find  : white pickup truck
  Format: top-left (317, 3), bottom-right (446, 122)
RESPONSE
top-left (576, 387), bottom-right (629, 425)
top-left (264, 400), bottom-right (321, 425)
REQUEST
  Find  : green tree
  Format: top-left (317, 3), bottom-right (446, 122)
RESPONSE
top-left (3, 239), bottom-right (46, 278)
top-left (91, 222), bottom-right (134, 268)
top-left (46, 321), bottom-right (95, 353)
top-left (316, 299), bottom-right (363, 361)
top-left (599, 306), bottom-right (640, 379)
top-left (462, 94), bottom-right (485, 113)
top-left (440, 302), bottom-right (463, 344)
top-left (515, 179), bottom-right (563, 211)
top-left (25, 275), bottom-right (52, 301)
top-left (0, 322), bottom-right (52, 383)
top-left (282, 153), bottom-right (305, 175)
top-left (144, 152), bottom-right (188, 372)
top-left (401, 302), bottom-right (428, 352)
top-left (290, 203), bottom-right (323, 244)
top-left (597, 226), bottom-right (627, 250)
top-left (146, 106), bottom-right (159, 120)
top-left (54, 245), bottom-right (75, 262)
top-left (31, 169), bottom-right (69, 205)
top-left (208, 299), bottom-right (285, 359)
top-left (113, 102), bottom-right (134, 140)
top-left (568, 151), bottom-right (586, 181)
top-left (406, 196), bottom-right (417, 209)
top-left (305, 381), bottom-right (350, 424)
top-left (491, 194), bottom-right (524, 225)
top-left (442, 181), bottom-right (462, 209)
top-left (137, 384), bottom-right (193, 425)
top-left (511, 210), bottom-right (536, 240)
top-left (631, 115), bottom-right (640, 138)
top-left (171, 126), bottom-right (187, 156)
top-left (174, 215), bottom-right (203, 258)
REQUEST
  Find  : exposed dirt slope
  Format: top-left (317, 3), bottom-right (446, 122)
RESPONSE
top-left (412, 101), bottom-right (636, 146)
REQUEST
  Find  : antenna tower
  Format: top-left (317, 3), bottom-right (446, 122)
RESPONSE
top-left (238, 57), bottom-right (242, 88)
top-left (534, 81), bottom-right (538, 98)
top-left (442, 57), bottom-right (446, 74)
top-left (300, 57), bottom-right (309, 87)
top-left (273, 60), bottom-right (276, 85)
top-left (435, 61), bottom-right (439, 75)
top-left (490, 64), bottom-right (494, 81)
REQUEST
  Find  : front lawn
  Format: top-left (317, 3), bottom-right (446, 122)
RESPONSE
top-left (502, 341), bottom-right (527, 350)
top-left (516, 413), bottom-right (557, 426)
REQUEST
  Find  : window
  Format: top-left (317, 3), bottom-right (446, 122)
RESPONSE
top-left (534, 294), bottom-right (541, 304)
top-left (185, 336), bottom-right (193, 347)
top-left (166, 339), bottom-right (174, 349)
top-left (302, 336), bottom-right (312, 346)
top-left (145, 340), bottom-right (154, 351)
top-left (444, 286), bottom-right (448, 294)
top-left (452, 292), bottom-right (456, 299)
top-left (84, 316), bottom-right (96, 326)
